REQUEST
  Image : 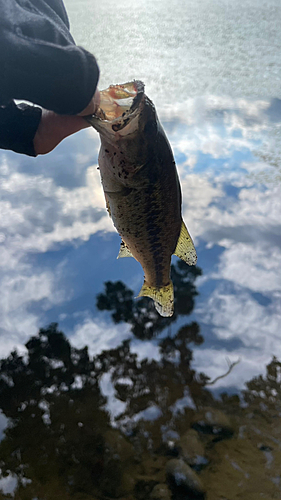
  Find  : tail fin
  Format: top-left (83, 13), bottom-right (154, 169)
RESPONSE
top-left (138, 280), bottom-right (174, 317)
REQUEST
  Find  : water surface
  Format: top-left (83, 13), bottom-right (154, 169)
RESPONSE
top-left (0, 0), bottom-right (280, 497)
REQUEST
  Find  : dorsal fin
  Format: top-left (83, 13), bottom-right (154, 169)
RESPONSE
top-left (117, 240), bottom-right (134, 259)
top-left (138, 280), bottom-right (174, 317)
top-left (174, 220), bottom-right (197, 265)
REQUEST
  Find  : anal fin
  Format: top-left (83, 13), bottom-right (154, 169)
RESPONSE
top-left (138, 280), bottom-right (174, 317)
top-left (174, 220), bottom-right (197, 265)
top-left (117, 240), bottom-right (134, 259)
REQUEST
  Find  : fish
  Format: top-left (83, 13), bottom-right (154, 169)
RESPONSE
top-left (87, 81), bottom-right (197, 317)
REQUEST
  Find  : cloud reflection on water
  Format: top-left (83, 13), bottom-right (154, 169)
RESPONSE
top-left (168, 96), bottom-right (281, 389)
top-left (0, 96), bottom-right (280, 390)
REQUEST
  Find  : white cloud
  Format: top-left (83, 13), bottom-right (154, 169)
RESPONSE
top-left (0, 95), bottom-right (280, 393)
top-left (130, 340), bottom-right (161, 361)
top-left (193, 347), bottom-right (270, 391)
top-left (197, 286), bottom-right (281, 352)
top-left (0, 161), bottom-right (116, 358)
top-left (0, 271), bottom-right (66, 358)
top-left (164, 96), bottom-right (270, 165)
top-left (180, 173), bottom-right (223, 243)
top-left (70, 317), bottom-right (132, 355)
top-left (0, 167), bottom-right (113, 255)
top-left (0, 411), bottom-right (8, 439)
top-left (132, 404), bottom-right (162, 422)
top-left (0, 473), bottom-right (17, 496)
top-left (100, 372), bottom-right (127, 421)
top-left (214, 243), bottom-right (281, 292)
top-left (160, 96), bottom-right (269, 128)
top-left (179, 160), bottom-right (281, 252)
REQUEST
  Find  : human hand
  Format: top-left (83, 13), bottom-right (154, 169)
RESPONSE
top-left (33, 89), bottom-right (100, 155)
top-left (78, 88), bottom-right (100, 116)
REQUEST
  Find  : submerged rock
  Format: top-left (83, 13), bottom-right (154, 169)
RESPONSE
top-left (101, 430), bottom-right (136, 497)
top-left (150, 483), bottom-right (172, 500)
top-left (104, 429), bottom-right (135, 461)
top-left (178, 429), bottom-right (207, 468)
top-left (134, 477), bottom-right (158, 500)
top-left (192, 408), bottom-right (234, 438)
top-left (120, 472), bottom-right (136, 495)
top-left (166, 458), bottom-right (205, 496)
top-left (140, 456), bottom-right (166, 483)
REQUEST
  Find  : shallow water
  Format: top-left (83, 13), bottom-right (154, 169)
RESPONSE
top-left (0, 0), bottom-right (281, 498)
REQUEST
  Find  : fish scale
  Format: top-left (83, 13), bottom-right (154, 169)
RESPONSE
top-left (114, 184), bottom-right (177, 289)
top-left (87, 81), bottom-right (197, 317)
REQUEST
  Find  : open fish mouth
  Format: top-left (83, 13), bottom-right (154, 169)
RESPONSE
top-left (86, 81), bottom-right (145, 134)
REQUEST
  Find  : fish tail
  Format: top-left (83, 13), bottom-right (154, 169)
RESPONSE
top-left (137, 280), bottom-right (174, 317)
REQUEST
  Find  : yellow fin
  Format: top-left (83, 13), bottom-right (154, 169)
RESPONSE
top-left (138, 280), bottom-right (174, 317)
top-left (117, 240), bottom-right (134, 259)
top-left (174, 220), bottom-right (197, 265)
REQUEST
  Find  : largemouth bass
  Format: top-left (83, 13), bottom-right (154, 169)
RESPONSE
top-left (87, 81), bottom-right (197, 317)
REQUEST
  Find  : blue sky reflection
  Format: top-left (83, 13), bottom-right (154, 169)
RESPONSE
top-left (0, 96), bottom-right (280, 394)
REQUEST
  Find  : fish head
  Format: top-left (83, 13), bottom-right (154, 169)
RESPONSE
top-left (86, 81), bottom-right (158, 144)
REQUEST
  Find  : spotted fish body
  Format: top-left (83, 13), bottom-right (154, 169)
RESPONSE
top-left (87, 81), bottom-right (197, 316)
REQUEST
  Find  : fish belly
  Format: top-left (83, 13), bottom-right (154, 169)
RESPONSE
top-left (105, 175), bottom-right (181, 290)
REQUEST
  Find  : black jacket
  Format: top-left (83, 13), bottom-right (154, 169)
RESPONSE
top-left (0, 0), bottom-right (99, 155)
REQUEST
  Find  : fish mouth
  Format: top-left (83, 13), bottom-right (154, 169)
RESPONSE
top-left (86, 81), bottom-right (144, 135)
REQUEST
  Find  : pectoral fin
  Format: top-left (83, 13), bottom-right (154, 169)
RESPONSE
top-left (117, 240), bottom-right (134, 259)
top-left (174, 220), bottom-right (197, 265)
top-left (138, 280), bottom-right (174, 317)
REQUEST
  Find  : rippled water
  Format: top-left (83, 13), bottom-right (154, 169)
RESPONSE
top-left (0, 0), bottom-right (280, 497)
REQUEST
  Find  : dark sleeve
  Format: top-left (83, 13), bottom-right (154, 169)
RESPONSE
top-left (0, 0), bottom-right (100, 115)
top-left (0, 0), bottom-right (99, 156)
top-left (0, 102), bottom-right (42, 157)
